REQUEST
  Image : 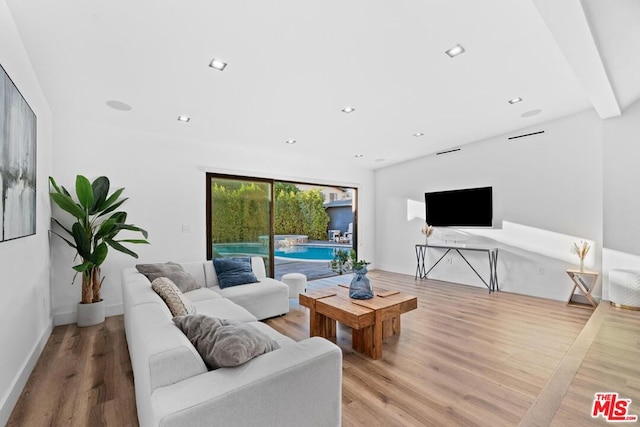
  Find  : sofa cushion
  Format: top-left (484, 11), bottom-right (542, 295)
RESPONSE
top-left (183, 287), bottom-right (222, 303)
top-left (210, 278), bottom-right (289, 320)
top-left (151, 277), bottom-right (196, 317)
top-left (136, 262), bottom-right (201, 292)
top-left (193, 297), bottom-right (257, 323)
top-left (178, 262), bottom-right (207, 289)
top-left (204, 256), bottom-right (267, 287)
top-left (172, 314), bottom-right (280, 370)
top-left (212, 257), bottom-right (258, 289)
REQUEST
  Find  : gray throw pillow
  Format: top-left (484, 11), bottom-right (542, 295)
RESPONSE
top-left (136, 262), bottom-right (200, 292)
top-left (212, 257), bottom-right (258, 289)
top-left (172, 314), bottom-right (280, 370)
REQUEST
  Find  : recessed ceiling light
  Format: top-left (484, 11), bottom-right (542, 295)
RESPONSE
top-left (285, 139), bottom-right (296, 144)
top-left (177, 115), bottom-right (191, 122)
top-left (508, 97), bottom-right (523, 104)
top-left (341, 106), bottom-right (355, 113)
top-left (445, 44), bottom-right (465, 58)
top-left (374, 158), bottom-right (386, 163)
top-left (105, 100), bottom-right (132, 111)
top-left (413, 132), bottom-right (424, 137)
top-left (209, 58), bottom-right (227, 71)
top-left (354, 154), bottom-right (364, 158)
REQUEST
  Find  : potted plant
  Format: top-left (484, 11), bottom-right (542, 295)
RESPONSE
top-left (329, 249), bottom-right (353, 275)
top-left (49, 175), bottom-right (149, 326)
top-left (330, 249), bottom-right (373, 299)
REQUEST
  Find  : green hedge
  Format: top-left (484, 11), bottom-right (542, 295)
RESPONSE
top-left (211, 182), bottom-right (330, 243)
top-left (211, 182), bottom-right (270, 243)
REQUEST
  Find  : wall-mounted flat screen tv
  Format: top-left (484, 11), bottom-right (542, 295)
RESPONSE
top-left (425, 186), bottom-right (493, 227)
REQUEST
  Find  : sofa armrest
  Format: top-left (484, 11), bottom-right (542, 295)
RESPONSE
top-left (151, 337), bottom-right (342, 427)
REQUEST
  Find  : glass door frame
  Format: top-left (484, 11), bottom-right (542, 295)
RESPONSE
top-left (206, 172), bottom-right (358, 278)
top-left (206, 173), bottom-right (275, 276)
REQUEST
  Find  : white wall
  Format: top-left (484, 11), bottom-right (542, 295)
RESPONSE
top-left (0, 1), bottom-right (53, 423)
top-left (603, 98), bottom-right (640, 254)
top-left (601, 98), bottom-right (640, 300)
top-left (375, 108), bottom-right (604, 301)
top-left (50, 118), bottom-right (375, 324)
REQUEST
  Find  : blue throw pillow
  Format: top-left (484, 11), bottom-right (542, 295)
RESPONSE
top-left (213, 257), bottom-right (259, 289)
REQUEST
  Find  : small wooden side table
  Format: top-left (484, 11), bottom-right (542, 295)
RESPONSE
top-left (566, 269), bottom-right (600, 309)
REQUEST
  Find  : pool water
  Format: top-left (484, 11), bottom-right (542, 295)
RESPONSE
top-left (213, 243), bottom-right (349, 261)
top-left (213, 243), bottom-right (267, 257)
top-left (275, 245), bottom-right (347, 261)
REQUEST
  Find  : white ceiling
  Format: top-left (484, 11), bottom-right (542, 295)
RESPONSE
top-left (6, 0), bottom-right (640, 170)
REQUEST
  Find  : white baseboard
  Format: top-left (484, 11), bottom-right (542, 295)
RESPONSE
top-left (106, 302), bottom-right (123, 318)
top-left (54, 302), bottom-right (123, 326)
top-left (0, 318), bottom-right (53, 426)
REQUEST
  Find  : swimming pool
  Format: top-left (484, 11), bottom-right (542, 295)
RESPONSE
top-left (275, 245), bottom-right (347, 261)
top-left (213, 243), bottom-right (349, 262)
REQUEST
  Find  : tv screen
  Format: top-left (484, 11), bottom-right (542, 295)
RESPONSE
top-left (425, 186), bottom-right (492, 227)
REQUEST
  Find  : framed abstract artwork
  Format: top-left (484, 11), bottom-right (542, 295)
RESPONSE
top-left (0, 63), bottom-right (37, 242)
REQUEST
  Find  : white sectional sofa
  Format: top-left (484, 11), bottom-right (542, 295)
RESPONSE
top-left (122, 257), bottom-right (343, 427)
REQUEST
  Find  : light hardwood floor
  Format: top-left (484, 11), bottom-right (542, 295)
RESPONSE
top-left (8, 270), bottom-right (640, 426)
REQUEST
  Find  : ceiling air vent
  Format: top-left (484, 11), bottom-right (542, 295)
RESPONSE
top-left (508, 130), bottom-right (545, 140)
top-left (436, 148), bottom-right (461, 155)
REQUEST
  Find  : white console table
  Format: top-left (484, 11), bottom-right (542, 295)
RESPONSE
top-left (415, 244), bottom-right (499, 292)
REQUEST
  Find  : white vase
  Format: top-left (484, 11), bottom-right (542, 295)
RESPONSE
top-left (77, 300), bottom-right (105, 327)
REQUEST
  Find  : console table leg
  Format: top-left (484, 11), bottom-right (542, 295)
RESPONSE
top-left (415, 244), bottom-right (500, 292)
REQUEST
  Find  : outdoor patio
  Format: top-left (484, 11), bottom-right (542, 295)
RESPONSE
top-left (274, 239), bottom-right (352, 281)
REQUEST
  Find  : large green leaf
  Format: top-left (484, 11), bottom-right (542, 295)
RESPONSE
top-left (75, 175), bottom-right (94, 210)
top-left (99, 198), bottom-right (127, 218)
top-left (106, 238), bottom-right (139, 258)
top-left (50, 193), bottom-right (85, 219)
top-left (95, 218), bottom-right (117, 240)
top-left (138, 227), bottom-right (149, 240)
top-left (49, 176), bottom-right (62, 194)
top-left (97, 188), bottom-right (124, 214)
top-left (90, 176), bottom-right (110, 215)
top-left (115, 239), bottom-right (149, 244)
top-left (72, 222), bottom-right (92, 259)
top-left (92, 242), bottom-right (109, 266)
top-left (109, 211), bottom-right (127, 224)
top-left (110, 223), bottom-right (148, 239)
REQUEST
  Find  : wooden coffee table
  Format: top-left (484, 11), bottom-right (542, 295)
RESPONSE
top-left (299, 286), bottom-right (417, 359)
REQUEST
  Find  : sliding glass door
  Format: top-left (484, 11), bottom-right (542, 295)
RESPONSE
top-left (207, 173), bottom-right (357, 280)
top-left (206, 175), bottom-right (273, 276)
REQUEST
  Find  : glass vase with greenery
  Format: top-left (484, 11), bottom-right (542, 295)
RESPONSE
top-left (329, 249), bottom-right (373, 299)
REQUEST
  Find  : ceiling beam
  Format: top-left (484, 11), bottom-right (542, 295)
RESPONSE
top-left (532, 0), bottom-right (621, 119)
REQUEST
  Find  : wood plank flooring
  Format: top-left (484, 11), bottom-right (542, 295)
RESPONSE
top-left (269, 271), bottom-right (593, 426)
top-left (550, 304), bottom-right (640, 426)
top-left (7, 315), bottom-right (137, 427)
top-left (8, 270), bottom-right (640, 426)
